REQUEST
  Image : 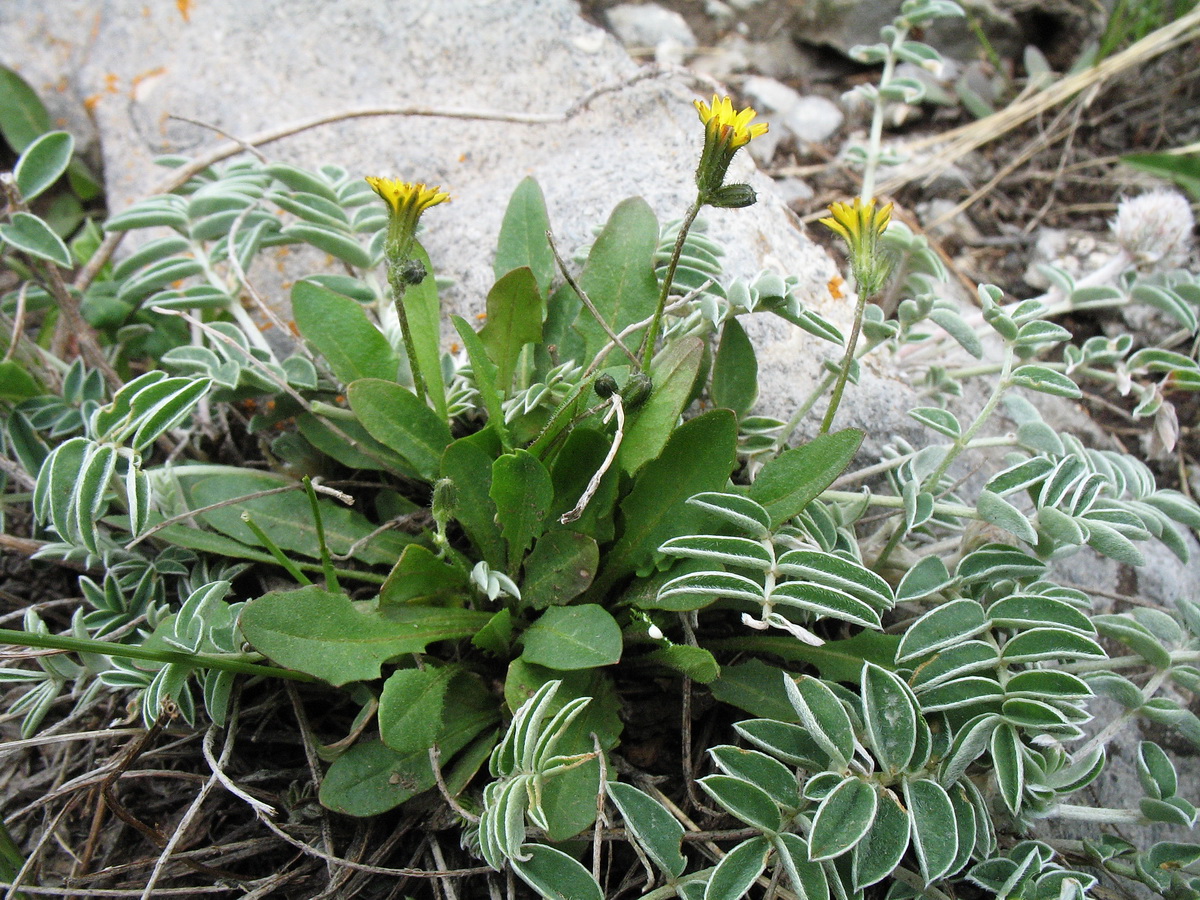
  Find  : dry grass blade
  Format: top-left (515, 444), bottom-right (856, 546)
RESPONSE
top-left (879, 6), bottom-right (1200, 196)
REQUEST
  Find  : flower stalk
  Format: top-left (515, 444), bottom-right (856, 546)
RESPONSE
top-left (639, 95), bottom-right (767, 370)
top-left (366, 176), bottom-right (450, 406)
top-left (818, 198), bottom-right (894, 433)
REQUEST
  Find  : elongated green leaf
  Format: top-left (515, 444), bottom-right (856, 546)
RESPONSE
top-left (479, 266), bottom-right (543, 391)
top-left (491, 449), bottom-right (554, 565)
top-left (774, 833), bottom-right (829, 900)
top-left (292, 280), bottom-right (399, 384)
top-left (451, 315), bottom-right (508, 448)
top-left (348, 378), bottom-right (451, 481)
top-left (1009, 365), bottom-right (1080, 398)
top-left (1004, 670), bottom-right (1091, 700)
top-left (750, 429), bottom-right (864, 529)
top-left (853, 788), bottom-right (910, 889)
top-left (511, 843), bottom-right (603, 900)
top-left (74, 442), bottom-right (117, 553)
top-left (710, 660), bottom-right (798, 721)
top-left (1000, 628), bottom-right (1105, 664)
top-left (916, 677), bottom-right (1004, 713)
top-left (397, 241), bottom-right (447, 420)
top-left (905, 778), bottom-right (958, 883)
top-left (711, 317), bottom-right (758, 416)
top-left (775, 549), bottom-right (894, 610)
top-left (129, 377), bottom-right (212, 451)
top-left (643, 644), bottom-right (720, 682)
top-left (658, 571), bottom-right (766, 607)
top-left (897, 599), bottom-right (989, 662)
top-left (939, 713), bottom-right (999, 787)
top-left (705, 835), bottom-right (770, 900)
top-left (319, 738), bottom-right (435, 816)
top-left (0, 212), bottom-right (71, 267)
top-left (908, 406), bottom-right (960, 439)
top-left (734, 719), bottom-right (829, 769)
top-left (618, 335), bottom-right (705, 475)
top-left (710, 746), bottom-right (799, 809)
top-left (991, 722), bottom-right (1024, 814)
top-left (41, 436), bottom-right (89, 537)
top-left (572, 196), bottom-right (659, 364)
top-left (910, 641), bottom-right (999, 690)
top-left (0, 65), bottom-right (53, 152)
top-left (189, 471), bottom-right (409, 566)
top-left (700, 775), bottom-right (782, 833)
top-left (988, 595), bottom-right (1094, 634)
top-left (15, 130), bottom-right (73, 202)
top-left (608, 781), bottom-right (686, 878)
top-left (686, 492), bottom-right (772, 539)
top-left (977, 490), bottom-right (1037, 544)
top-left (769, 582), bottom-right (881, 629)
top-left (521, 604), bottom-right (621, 670)
top-left (862, 664), bottom-right (918, 774)
top-left (785, 675), bottom-right (854, 767)
top-left (495, 176), bottom-right (555, 295)
top-left (548, 426), bottom-right (619, 542)
top-left (589, 410), bottom-right (737, 597)
top-left (809, 777), bottom-right (878, 861)
top-left (239, 586), bottom-right (492, 685)
top-left (442, 434), bottom-right (506, 569)
top-left (660, 534), bottom-right (775, 570)
top-left (281, 221), bottom-right (370, 267)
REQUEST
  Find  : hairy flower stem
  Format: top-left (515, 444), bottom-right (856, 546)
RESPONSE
top-left (640, 199), bottom-right (701, 371)
top-left (387, 272), bottom-right (431, 406)
top-left (819, 285), bottom-right (872, 434)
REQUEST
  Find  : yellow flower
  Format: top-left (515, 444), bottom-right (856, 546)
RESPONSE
top-left (366, 177), bottom-right (450, 276)
top-left (693, 94), bottom-right (769, 150)
top-left (819, 197), bottom-right (894, 297)
top-left (819, 197), bottom-right (892, 247)
top-left (365, 177), bottom-right (450, 218)
top-left (693, 95), bottom-right (768, 202)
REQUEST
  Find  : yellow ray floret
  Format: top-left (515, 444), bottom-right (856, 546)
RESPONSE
top-left (694, 94), bottom-right (769, 148)
top-left (819, 197), bottom-right (892, 247)
top-left (365, 176), bottom-right (451, 217)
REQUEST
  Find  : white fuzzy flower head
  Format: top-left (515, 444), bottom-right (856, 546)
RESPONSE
top-left (1112, 189), bottom-right (1195, 269)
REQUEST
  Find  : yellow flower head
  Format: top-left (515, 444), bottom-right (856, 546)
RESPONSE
top-left (692, 95), bottom-right (768, 203)
top-left (694, 94), bottom-right (769, 150)
top-left (365, 177), bottom-right (450, 218)
top-left (366, 176), bottom-right (450, 273)
top-left (819, 197), bottom-right (892, 247)
top-left (819, 197), bottom-right (894, 298)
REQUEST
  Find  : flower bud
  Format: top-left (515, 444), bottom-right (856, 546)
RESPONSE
top-left (620, 372), bottom-right (653, 408)
top-left (594, 373), bottom-right (619, 399)
top-left (708, 183), bottom-right (758, 209)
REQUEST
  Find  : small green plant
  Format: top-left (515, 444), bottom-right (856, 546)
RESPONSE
top-left (4, 2), bottom-right (1200, 897)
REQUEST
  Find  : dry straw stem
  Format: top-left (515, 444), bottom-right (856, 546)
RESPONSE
top-left (878, 6), bottom-right (1200, 196)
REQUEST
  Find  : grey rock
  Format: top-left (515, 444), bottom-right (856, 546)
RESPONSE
top-left (605, 3), bottom-right (697, 51)
top-left (742, 76), bottom-right (842, 153)
top-left (782, 95), bottom-right (843, 144)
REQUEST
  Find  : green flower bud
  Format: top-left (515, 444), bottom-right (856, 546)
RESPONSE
top-left (708, 183), bottom-right (758, 209)
top-left (620, 372), bottom-right (653, 409)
